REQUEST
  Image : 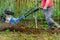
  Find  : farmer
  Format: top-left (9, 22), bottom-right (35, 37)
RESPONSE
top-left (40, 0), bottom-right (60, 30)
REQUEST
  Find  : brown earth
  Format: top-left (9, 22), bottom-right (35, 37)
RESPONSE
top-left (0, 22), bottom-right (60, 34)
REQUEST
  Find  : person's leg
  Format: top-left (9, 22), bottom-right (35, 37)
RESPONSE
top-left (45, 6), bottom-right (60, 30)
top-left (45, 11), bottom-right (53, 29)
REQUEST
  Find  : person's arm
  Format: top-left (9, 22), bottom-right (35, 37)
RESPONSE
top-left (44, 0), bottom-right (50, 8)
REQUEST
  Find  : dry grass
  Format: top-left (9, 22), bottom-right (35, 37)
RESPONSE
top-left (0, 30), bottom-right (60, 40)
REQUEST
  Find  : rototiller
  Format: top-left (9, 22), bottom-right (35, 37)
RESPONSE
top-left (0, 8), bottom-right (45, 24)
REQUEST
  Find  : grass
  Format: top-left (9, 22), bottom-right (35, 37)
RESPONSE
top-left (0, 30), bottom-right (60, 40)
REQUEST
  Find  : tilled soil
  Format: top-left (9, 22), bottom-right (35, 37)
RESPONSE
top-left (0, 22), bottom-right (60, 34)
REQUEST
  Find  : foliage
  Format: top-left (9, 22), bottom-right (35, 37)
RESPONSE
top-left (0, 0), bottom-right (60, 19)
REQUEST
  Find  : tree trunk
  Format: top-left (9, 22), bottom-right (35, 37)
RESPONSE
top-left (15, 0), bottom-right (20, 17)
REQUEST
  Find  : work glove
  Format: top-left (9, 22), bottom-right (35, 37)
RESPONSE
top-left (43, 7), bottom-right (47, 11)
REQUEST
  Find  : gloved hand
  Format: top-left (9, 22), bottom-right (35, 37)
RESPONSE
top-left (43, 7), bottom-right (47, 11)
